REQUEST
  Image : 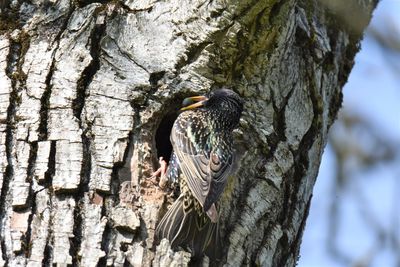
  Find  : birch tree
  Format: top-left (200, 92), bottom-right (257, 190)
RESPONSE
top-left (0, 0), bottom-right (377, 266)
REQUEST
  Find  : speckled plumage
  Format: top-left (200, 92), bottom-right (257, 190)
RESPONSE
top-left (156, 89), bottom-right (244, 259)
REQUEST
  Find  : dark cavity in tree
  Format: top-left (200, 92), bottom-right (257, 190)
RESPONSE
top-left (155, 111), bottom-right (178, 163)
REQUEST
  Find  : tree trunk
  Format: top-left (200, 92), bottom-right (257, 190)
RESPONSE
top-left (0, 0), bottom-right (377, 266)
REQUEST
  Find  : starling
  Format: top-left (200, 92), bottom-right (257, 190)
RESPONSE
top-left (154, 88), bottom-right (244, 259)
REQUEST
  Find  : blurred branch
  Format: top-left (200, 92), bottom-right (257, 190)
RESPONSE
top-left (326, 110), bottom-right (399, 266)
top-left (368, 20), bottom-right (400, 53)
top-left (367, 18), bottom-right (400, 75)
top-left (330, 111), bottom-right (396, 173)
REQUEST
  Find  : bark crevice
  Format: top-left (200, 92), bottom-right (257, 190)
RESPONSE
top-left (42, 142), bottom-right (55, 265)
top-left (37, 8), bottom-right (73, 141)
top-left (73, 7), bottom-right (106, 122)
top-left (43, 141), bottom-right (56, 188)
top-left (38, 60), bottom-right (55, 142)
top-left (69, 11), bottom-right (107, 260)
top-left (0, 38), bottom-right (23, 263)
top-left (21, 141), bottom-right (39, 258)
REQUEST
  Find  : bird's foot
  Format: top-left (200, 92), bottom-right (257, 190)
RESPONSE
top-left (150, 157), bottom-right (169, 189)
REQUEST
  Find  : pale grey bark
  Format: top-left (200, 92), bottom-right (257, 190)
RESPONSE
top-left (0, 0), bottom-right (377, 266)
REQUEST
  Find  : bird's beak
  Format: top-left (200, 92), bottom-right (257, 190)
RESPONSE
top-left (180, 95), bottom-right (208, 111)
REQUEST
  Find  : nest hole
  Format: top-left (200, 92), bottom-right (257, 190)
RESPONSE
top-left (155, 111), bottom-right (179, 163)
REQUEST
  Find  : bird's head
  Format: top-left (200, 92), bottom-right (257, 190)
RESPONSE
top-left (181, 88), bottom-right (244, 130)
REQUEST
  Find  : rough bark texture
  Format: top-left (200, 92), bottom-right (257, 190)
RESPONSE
top-left (0, 0), bottom-right (376, 266)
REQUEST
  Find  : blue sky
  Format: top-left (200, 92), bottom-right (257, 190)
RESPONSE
top-left (299, 1), bottom-right (400, 266)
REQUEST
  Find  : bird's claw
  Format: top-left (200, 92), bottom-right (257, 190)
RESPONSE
top-left (150, 157), bottom-right (169, 188)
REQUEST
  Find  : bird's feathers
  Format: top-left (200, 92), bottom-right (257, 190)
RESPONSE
top-left (156, 193), bottom-right (217, 257)
top-left (171, 111), bottom-right (233, 218)
top-left (165, 152), bottom-right (180, 184)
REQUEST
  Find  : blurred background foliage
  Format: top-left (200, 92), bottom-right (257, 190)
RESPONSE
top-left (299, 1), bottom-right (400, 267)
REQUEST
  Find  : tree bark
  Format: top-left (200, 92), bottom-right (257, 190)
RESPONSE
top-left (0, 0), bottom-right (377, 266)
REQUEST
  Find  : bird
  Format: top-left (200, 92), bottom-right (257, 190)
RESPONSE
top-left (153, 88), bottom-right (244, 259)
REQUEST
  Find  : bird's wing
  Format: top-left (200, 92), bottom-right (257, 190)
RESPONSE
top-left (203, 147), bottom-right (232, 212)
top-left (171, 112), bottom-right (233, 213)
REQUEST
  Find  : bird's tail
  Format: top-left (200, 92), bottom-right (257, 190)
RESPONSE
top-left (155, 195), bottom-right (221, 260)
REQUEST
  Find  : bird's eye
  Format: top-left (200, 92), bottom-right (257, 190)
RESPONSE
top-left (220, 101), bottom-right (229, 110)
